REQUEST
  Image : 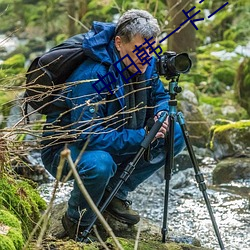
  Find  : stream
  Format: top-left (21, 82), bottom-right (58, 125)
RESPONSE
top-left (38, 155), bottom-right (250, 250)
top-left (1, 33), bottom-right (249, 249)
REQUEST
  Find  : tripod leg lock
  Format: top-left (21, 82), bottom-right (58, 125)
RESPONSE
top-left (120, 162), bottom-right (135, 182)
top-left (195, 172), bottom-right (207, 192)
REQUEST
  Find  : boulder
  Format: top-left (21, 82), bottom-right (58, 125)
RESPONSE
top-left (43, 202), bottom-right (211, 250)
top-left (179, 100), bottom-right (211, 148)
top-left (209, 120), bottom-right (250, 160)
top-left (213, 157), bottom-right (250, 184)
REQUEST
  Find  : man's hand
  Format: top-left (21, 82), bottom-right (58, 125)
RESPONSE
top-left (154, 111), bottom-right (169, 139)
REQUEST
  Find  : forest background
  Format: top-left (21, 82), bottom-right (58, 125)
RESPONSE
top-left (0, 1), bottom-right (250, 249)
top-left (0, 0), bottom-right (250, 125)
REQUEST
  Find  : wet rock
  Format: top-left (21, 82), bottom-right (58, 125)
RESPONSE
top-left (170, 169), bottom-right (193, 189)
top-left (12, 150), bottom-right (51, 183)
top-left (181, 89), bottom-right (199, 105)
top-left (209, 120), bottom-right (250, 160)
top-left (213, 157), bottom-right (250, 184)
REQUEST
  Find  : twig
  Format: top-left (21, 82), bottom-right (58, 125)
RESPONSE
top-left (93, 225), bottom-right (110, 250)
top-left (61, 148), bottom-right (124, 250)
top-left (68, 14), bottom-right (90, 31)
top-left (134, 220), bottom-right (142, 250)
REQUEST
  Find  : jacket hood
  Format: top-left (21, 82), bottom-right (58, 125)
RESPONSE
top-left (82, 21), bottom-right (116, 65)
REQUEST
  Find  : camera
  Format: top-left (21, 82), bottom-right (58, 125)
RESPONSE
top-left (156, 51), bottom-right (192, 79)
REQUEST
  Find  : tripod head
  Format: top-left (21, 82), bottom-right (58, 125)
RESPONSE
top-left (168, 76), bottom-right (182, 100)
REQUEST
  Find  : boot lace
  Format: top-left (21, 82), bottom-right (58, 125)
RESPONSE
top-left (123, 200), bottom-right (132, 209)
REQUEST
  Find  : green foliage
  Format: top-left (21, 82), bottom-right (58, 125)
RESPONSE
top-left (0, 54), bottom-right (26, 86)
top-left (197, 0), bottom-right (250, 46)
top-left (199, 95), bottom-right (224, 107)
top-left (213, 67), bottom-right (235, 86)
top-left (1, 54), bottom-right (25, 69)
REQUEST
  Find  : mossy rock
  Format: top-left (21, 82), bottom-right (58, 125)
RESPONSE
top-left (0, 174), bottom-right (47, 239)
top-left (0, 209), bottom-right (24, 250)
top-left (213, 157), bottom-right (250, 184)
top-left (209, 120), bottom-right (250, 160)
top-left (199, 92), bottom-right (249, 122)
top-left (45, 202), bottom-right (211, 250)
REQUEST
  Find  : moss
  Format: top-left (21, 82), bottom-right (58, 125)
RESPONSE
top-left (213, 120), bottom-right (250, 133)
top-left (0, 209), bottom-right (24, 249)
top-left (218, 40), bottom-right (237, 51)
top-left (235, 58), bottom-right (250, 116)
top-left (7, 228), bottom-right (24, 249)
top-left (106, 237), bottom-right (209, 250)
top-left (199, 91), bottom-right (249, 122)
top-left (29, 239), bottom-right (98, 250)
top-left (199, 95), bottom-right (224, 107)
top-left (0, 235), bottom-right (16, 250)
top-left (209, 120), bottom-right (250, 152)
top-left (0, 175), bottom-right (46, 239)
top-left (213, 67), bottom-right (235, 86)
top-left (0, 209), bottom-right (21, 229)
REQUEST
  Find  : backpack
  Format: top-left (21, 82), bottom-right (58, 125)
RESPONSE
top-left (24, 34), bottom-right (87, 115)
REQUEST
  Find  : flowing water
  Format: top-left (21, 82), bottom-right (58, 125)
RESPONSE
top-left (2, 33), bottom-right (249, 249)
top-left (38, 156), bottom-right (250, 250)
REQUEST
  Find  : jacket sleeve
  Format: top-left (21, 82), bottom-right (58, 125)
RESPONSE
top-left (148, 63), bottom-right (170, 115)
top-left (65, 61), bottom-right (146, 156)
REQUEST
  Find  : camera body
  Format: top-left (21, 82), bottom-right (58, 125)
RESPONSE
top-left (156, 51), bottom-right (192, 79)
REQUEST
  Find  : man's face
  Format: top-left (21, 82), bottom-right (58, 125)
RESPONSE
top-left (115, 35), bottom-right (156, 74)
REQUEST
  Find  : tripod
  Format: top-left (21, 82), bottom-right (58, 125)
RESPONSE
top-left (161, 77), bottom-right (225, 249)
top-left (82, 77), bottom-right (225, 250)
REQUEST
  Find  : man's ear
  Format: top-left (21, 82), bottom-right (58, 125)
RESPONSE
top-left (115, 36), bottom-right (122, 51)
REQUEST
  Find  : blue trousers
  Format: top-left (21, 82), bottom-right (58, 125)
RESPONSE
top-left (41, 123), bottom-right (185, 226)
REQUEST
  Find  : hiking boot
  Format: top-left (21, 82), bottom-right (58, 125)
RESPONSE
top-left (61, 213), bottom-right (97, 243)
top-left (105, 196), bottom-right (140, 225)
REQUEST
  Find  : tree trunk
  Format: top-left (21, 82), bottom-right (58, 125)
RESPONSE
top-left (78, 0), bottom-right (88, 20)
top-left (67, 0), bottom-right (77, 36)
top-left (167, 0), bottom-right (197, 60)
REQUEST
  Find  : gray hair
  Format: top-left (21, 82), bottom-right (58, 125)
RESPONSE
top-left (115, 9), bottom-right (160, 43)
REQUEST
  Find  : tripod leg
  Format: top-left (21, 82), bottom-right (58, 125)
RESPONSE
top-left (162, 114), bottom-right (175, 243)
top-left (81, 112), bottom-right (168, 240)
top-left (177, 112), bottom-right (225, 250)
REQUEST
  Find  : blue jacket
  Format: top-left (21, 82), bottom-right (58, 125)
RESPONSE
top-left (44, 21), bottom-right (170, 156)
